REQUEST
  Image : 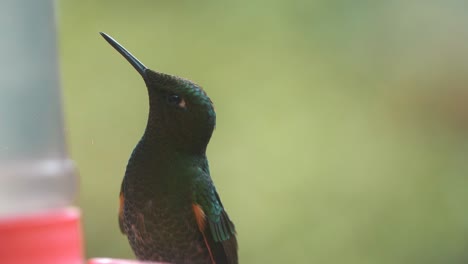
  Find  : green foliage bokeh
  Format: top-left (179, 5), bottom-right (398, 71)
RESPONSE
top-left (59, 1), bottom-right (468, 263)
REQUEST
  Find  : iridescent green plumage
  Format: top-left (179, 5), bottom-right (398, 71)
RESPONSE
top-left (192, 166), bottom-right (236, 242)
top-left (100, 32), bottom-right (237, 264)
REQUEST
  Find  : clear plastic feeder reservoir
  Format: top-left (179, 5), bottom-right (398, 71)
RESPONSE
top-left (0, 1), bottom-right (82, 264)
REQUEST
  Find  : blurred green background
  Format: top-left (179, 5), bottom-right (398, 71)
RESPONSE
top-left (58, 1), bottom-right (468, 263)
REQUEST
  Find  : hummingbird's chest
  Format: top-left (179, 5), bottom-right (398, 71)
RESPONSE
top-left (122, 194), bottom-right (206, 260)
top-left (121, 182), bottom-right (211, 263)
top-left (121, 163), bottom-right (211, 263)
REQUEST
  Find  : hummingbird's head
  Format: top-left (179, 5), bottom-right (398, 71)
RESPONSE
top-left (100, 32), bottom-right (216, 154)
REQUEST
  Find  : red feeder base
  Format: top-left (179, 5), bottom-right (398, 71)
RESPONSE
top-left (0, 207), bottom-right (83, 264)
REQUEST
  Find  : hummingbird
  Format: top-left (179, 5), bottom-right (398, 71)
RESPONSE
top-left (100, 32), bottom-right (238, 264)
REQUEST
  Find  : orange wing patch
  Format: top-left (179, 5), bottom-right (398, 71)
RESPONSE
top-left (192, 203), bottom-right (207, 231)
top-left (192, 203), bottom-right (215, 264)
top-left (119, 192), bottom-right (124, 218)
top-left (118, 192), bottom-right (126, 234)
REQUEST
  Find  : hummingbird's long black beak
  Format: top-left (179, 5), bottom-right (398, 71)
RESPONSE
top-left (100, 32), bottom-right (147, 78)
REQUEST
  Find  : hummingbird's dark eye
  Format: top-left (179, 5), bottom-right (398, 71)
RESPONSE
top-left (166, 94), bottom-right (186, 108)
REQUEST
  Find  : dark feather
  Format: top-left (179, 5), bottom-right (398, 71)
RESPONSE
top-left (193, 177), bottom-right (238, 264)
top-left (201, 209), bottom-right (238, 264)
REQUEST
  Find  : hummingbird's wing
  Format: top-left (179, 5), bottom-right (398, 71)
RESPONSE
top-left (118, 181), bottom-right (127, 234)
top-left (192, 173), bottom-right (238, 264)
